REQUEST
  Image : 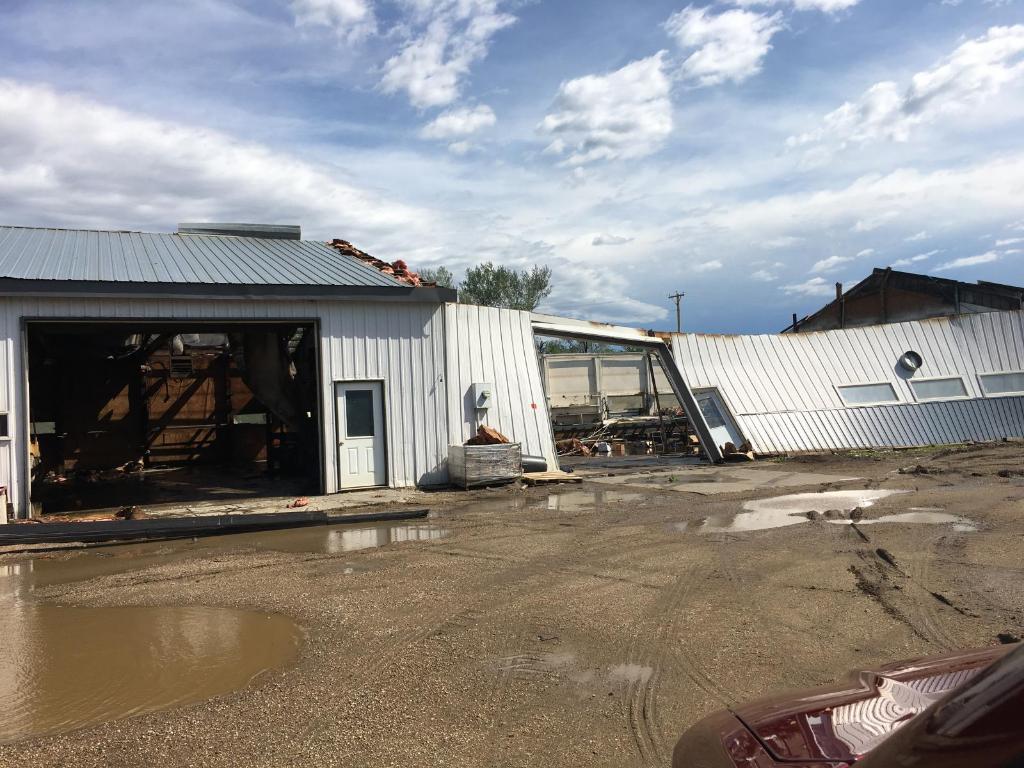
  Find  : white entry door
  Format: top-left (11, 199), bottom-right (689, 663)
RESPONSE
top-left (335, 381), bottom-right (386, 489)
top-left (693, 388), bottom-right (744, 451)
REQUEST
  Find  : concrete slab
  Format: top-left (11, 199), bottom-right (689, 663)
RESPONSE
top-left (585, 466), bottom-right (860, 495)
top-left (34, 487), bottom-right (441, 523)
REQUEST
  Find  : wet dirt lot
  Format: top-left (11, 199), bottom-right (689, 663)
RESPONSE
top-left (0, 443), bottom-right (1022, 767)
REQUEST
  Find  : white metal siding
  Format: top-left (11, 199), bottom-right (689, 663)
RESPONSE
top-left (672, 310), bottom-right (1024, 453)
top-left (0, 297), bottom-right (449, 516)
top-left (445, 304), bottom-right (557, 467)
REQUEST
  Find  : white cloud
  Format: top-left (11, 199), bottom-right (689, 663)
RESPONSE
top-left (996, 237), bottom-right (1024, 246)
top-left (380, 0), bottom-right (515, 108)
top-left (665, 6), bottom-right (784, 86)
top-left (905, 230), bottom-right (928, 241)
top-left (935, 251), bottom-right (1000, 270)
top-left (693, 258), bottom-right (724, 272)
top-left (290, 0), bottom-right (376, 41)
top-left (890, 250), bottom-right (938, 267)
top-left (539, 52), bottom-right (674, 166)
top-left (811, 252), bottom-right (870, 272)
top-left (420, 104), bottom-right (496, 139)
top-left (783, 276), bottom-right (835, 296)
top-left (669, 154), bottom-right (1024, 260)
top-left (0, 80), bottom-right (428, 244)
top-left (730, 0), bottom-right (860, 11)
top-left (446, 140), bottom-right (473, 155)
top-left (592, 233), bottom-right (634, 246)
top-left (789, 25), bottom-right (1024, 152)
top-left (751, 269), bottom-right (778, 281)
top-left (762, 235), bottom-right (803, 248)
top-left (852, 211), bottom-right (899, 232)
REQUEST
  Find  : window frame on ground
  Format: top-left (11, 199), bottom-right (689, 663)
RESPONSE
top-left (836, 381), bottom-right (901, 407)
top-left (909, 376), bottom-right (970, 402)
top-left (978, 371), bottom-right (1024, 397)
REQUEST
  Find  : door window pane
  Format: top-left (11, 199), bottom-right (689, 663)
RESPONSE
top-left (838, 383), bottom-right (899, 405)
top-left (345, 389), bottom-right (375, 437)
top-left (695, 394), bottom-right (726, 428)
top-left (910, 377), bottom-right (967, 400)
top-left (980, 372), bottom-right (1024, 396)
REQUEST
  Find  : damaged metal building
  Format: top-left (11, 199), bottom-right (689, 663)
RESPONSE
top-left (0, 224), bottom-right (572, 521)
top-left (673, 310), bottom-right (1024, 454)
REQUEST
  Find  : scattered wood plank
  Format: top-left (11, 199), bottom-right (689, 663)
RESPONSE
top-left (522, 471), bottom-right (582, 486)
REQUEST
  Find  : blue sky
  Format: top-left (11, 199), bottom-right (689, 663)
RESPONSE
top-left (0, 0), bottom-right (1022, 332)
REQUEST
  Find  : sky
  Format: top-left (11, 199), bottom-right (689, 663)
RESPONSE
top-left (0, 0), bottom-right (1022, 333)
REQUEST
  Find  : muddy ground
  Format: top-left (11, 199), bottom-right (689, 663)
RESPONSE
top-left (1, 442), bottom-right (1022, 767)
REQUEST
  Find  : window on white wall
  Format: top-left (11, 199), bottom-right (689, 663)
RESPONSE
top-left (910, 377), bottom-right (968, 401)
top-left (979, 371), bottom-right (1024, 396)
top-left (837, 382), bottom-right (900, 406)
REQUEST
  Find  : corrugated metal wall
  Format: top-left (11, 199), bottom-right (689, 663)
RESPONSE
top-left (444, 304), bottom-right (557, 467)
top-left (0, 297), bottom-right (450, 516)
top-left (672, 310), bottom-right (1024, 453)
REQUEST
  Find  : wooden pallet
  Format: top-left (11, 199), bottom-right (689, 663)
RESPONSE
top-left (522, 471), bottom-right (583, 486)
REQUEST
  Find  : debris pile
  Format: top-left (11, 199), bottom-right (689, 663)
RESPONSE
top-left (555, 438), bottom-right (592, 457)
top-left (464, 425), bottom-right (510, 445)
top-left (722, 441), bottom-right (756, 462)
top-left (326, 239), bottom-right (436, 287)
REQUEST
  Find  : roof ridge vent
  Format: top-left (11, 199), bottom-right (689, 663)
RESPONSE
top-left (178, 223), bottom-right (301, 240)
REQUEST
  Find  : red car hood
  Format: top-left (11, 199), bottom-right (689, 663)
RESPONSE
top-left (732, 646), bottom-right (1009, 763)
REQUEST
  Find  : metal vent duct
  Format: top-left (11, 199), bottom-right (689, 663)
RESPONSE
top-left (177, 223), bottom-right (301, 240)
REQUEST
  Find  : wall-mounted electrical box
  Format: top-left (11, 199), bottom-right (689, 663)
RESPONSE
top-left (471, 382), bottom-right (494, 411)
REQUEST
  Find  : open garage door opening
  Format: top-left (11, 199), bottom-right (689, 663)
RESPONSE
top-left (26, 320), bottom-right (322, 515)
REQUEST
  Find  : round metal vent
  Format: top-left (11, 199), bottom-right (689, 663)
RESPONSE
top-left (898, 350), bottom-right (923, 372)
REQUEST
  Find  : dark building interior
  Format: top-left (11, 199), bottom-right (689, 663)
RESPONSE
top-left (27, 321), bottom-right (321, 514)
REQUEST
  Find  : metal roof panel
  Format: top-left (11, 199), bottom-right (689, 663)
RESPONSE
top-left (0, 226), bottom-right (404, 290)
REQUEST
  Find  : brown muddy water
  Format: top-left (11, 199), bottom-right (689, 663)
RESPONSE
top-left (232, 521), bottom-right (450, 553)
top-left (0, 556), bottom-right (301, 744)
top-left (0, 519), bottom-right (451, 743)
top-left (538, 491), bottom-right (646, 512)
top-left (675, 490), bottom-right (979, 533)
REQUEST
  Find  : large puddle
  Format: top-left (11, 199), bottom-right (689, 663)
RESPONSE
top-left (676, 490), bottom-right (978, 533)
top-left (540, 491), bottom-right (646, 512)
top-left (0, 551), bottom-right (304, 742)
top-left (227, 522), bottom-right (450, 554)
top-left (0, 519), bottom-right (452, 742)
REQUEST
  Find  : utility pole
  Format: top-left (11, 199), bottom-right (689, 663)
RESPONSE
top-left (668, 291), bottom-right (685, 333)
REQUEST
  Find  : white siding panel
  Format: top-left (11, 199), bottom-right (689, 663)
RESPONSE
top-left (445, 304), bottom-right (557, 468)
top-left (673, 310), bottom-right (1024, 454)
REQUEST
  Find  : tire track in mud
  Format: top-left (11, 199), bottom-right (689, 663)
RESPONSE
top-left (655, 560), bottom-right (735, 732)
top-left (846, 525), bottom-right (970, 650)
top-left (286, 516), bottom-right (624, 763)
top-left (283, 497), bottom-right (699, 763)
top-left (616, 603), bottom-right (663, 766)
top-left (900, 534), bottom-right (960, 650)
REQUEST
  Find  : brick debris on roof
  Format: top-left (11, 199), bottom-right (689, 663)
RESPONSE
top-left (326, 239), bottom-right (436, 287)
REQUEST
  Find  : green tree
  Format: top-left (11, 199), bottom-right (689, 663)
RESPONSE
top-left (458, 262), bottom-right (552, 311)
top-left (418, 266), bottom-right (455, 288)
top-left (538, 338), bottom-right (618, 353)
